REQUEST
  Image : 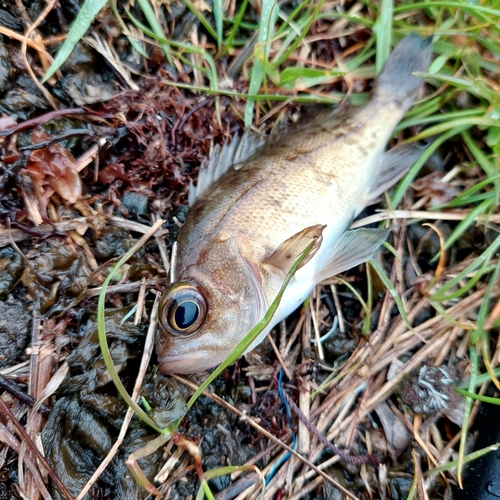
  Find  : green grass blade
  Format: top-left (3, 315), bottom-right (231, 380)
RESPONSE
top-left (457, 345), bottom-right (478, 487)
top-left (394, 2), bottom-right (500, 19)
top-left (426, 443), bottom-right (500, 476)
top-left (437, 174), bottom-right (500, 209)
top-left (429, 300), bottom-right (476, 329)
top-left (244, 0), bottom-right (279, 126)
top-left (487, 125), bottom-right (500, 148)
top-left (415, 72), bottom-right (499, 102)
top-left (199, 481), bottom-right (216, 500)
top-left (335, 277), bottom-right (370, 333)
top-left (126, 11), bottom-right (218, 89)
top-left (223, 0), bottom-right (249, 55)
top-left (279, 67), bottom-right (344, 90)
top-left (402, 94), bottom-right (445, 121)
top-left (463, 130), bottom-right (500, 202)
top-left (363, 265), bottom-right (373, 335)
top-left (183, 0), bottom-right (218, 42)
top-left (430, 263), bottom-right (495, 302)
top-left (431, 234), bottom-right (500, 301)
top-left (273, 0), bottom-right (323, 68)
top-left (97, 223), bottom-right (168, 435)
top-left (158, 80), bottom-right (344, 103)
top-left (42, 0), bottom-right (108, 82)
top-left (244, 52), bottom-right (264, 126)
top-left (137, 0), bottom-right (173, 66)
top-left (368, 258), bottom-right (412, 330)
top-left (274, 0), bottom-right (312, 40)
top-left (472, 368), bottom-right (500, 389)
top-left (373, 0), bottom-right (394, 75)
top-left (391, 125), bottom-right (471, 207)
top-left (470, 257), bottom-right (500, 345)
top-left (407, 116), bottom-right (499, 142)
top-left (109, 0), bottom-right (149, 58)
top-left (439, 198), bottom-right (494, 255)
top-left (397, 107), bottom-right (486, 131)
top-left (213, 0), bottom-right (223, 50)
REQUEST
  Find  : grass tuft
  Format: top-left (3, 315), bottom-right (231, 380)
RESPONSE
top-left (43, 0), bottom-right (108, 82)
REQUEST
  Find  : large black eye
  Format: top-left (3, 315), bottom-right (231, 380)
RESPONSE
top-left (159, 283), bottom-right (207, 336)
top-left (174, 300), bottom-right (199, 329)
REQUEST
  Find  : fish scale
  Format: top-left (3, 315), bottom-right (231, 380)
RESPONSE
top-left (156, 34), bottom-right (432, 374)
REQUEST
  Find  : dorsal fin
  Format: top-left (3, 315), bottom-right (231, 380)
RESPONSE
top-left (188, 131), bottom-right (266, 206)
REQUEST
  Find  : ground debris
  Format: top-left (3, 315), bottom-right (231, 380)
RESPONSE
top-left (24, 128), bottom-right (83, 214)
top-left (0, 300), bottom-right (30, 368)
top-left (0, 0), bottom-right (498, 499)
top-left (41, 307), bottom-right (185, 500)
top-left (21, 239), bottom-right (88, 316)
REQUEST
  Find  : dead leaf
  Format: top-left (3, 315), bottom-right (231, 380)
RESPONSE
top-left (375, 402), bottom-right (411, 459)
top-left (24, 129), bottom-right (82, 213)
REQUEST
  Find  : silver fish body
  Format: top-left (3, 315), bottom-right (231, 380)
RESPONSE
top-left (156, 34), bottom-right (432, 374)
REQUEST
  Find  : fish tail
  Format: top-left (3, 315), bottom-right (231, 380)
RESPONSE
top-left (373, 34), bottom-right (432, 111)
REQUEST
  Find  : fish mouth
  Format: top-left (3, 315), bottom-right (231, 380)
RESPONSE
top-left (158, 351), bottom-right (223, 374)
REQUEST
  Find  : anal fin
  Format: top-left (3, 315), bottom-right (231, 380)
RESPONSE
top-left (315, 227), bottom-right (389, 282)
top-left (367, 143), bottom-right (427, 203)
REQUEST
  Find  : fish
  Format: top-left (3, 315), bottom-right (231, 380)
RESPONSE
top-left (156, 34), bottom-right (432, 374)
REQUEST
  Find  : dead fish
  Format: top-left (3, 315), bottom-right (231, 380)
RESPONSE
top-left (156, 34), bottom-right (432, 374)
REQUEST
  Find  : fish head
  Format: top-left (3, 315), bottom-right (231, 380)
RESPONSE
top-left (156, 234), bottom-right (267, 374)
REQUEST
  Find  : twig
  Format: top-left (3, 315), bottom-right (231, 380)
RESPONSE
top-left (413, 415), bottom-right (440, 468)
top-left (19, 311), bottom-right (42, 496)
top-left (266, 334), bottom-right (292, 380)
top-left (485, 297), bottom-right (500, 330)
top-left (134, 277), bottom-right (148, 325)
top-left (0, 397), bottom-right (74, 500)
top-left (0, 375), bottom-right (50, 415)
top-left (154, 214), bottom-right (170, 280)
top-left (0, 25), bottom-right (48, 52)
top-left (75, 293), bottom-right (161, 500)
top-left (351, 209), bottom-right (500, 229)
top-left (18, 129), bottom-right (93, 150)
top-left (85, 278), bottom-right (168, 297)
top-left (310, 299), bottom-right (325, 361)
top-left (21, 0), bottom-right (59, 109)
top-left (108, 216), bottom-right (168, 236)
top-left (0, 215), bottom-right (167, 248)
top-left (0, 109), bottom-right (89, 137)
top-left (287, 475), bottom-right (323, 500)
top-left (173, 375), bottom-right (361, 500)
top-left (330, 284), bottom-right (345, 333)
top-left (0, 422), bottom-right (52, 499)
top-left (281, 389), bottom-right (377, 465)
top-left (84, 34), bottom-right (140, 91)
top-left (0, 360), bottom-right (30, 376)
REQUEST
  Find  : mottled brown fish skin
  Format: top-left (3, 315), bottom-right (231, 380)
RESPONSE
top-left (157, 34), bottom-right (432, 374)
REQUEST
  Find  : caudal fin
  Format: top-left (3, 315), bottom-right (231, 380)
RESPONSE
top-left (373, 34), bottom-right (432, 111)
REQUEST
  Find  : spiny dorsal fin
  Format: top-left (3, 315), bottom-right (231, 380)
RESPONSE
top-left (188, 131), bottom-right (266, 206)
top-left (264, 225), bottom-right (325, 273)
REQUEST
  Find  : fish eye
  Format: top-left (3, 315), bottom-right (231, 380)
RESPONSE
top-left (159, 283), bottom-right (207, 336)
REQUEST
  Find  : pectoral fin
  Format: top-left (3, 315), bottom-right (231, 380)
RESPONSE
top-left (315, 228), bottom-right (389, 282)
top-left (264, 225), bottom-right (325, 273)
top-left (366, 143), bottom-right (427, 203)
